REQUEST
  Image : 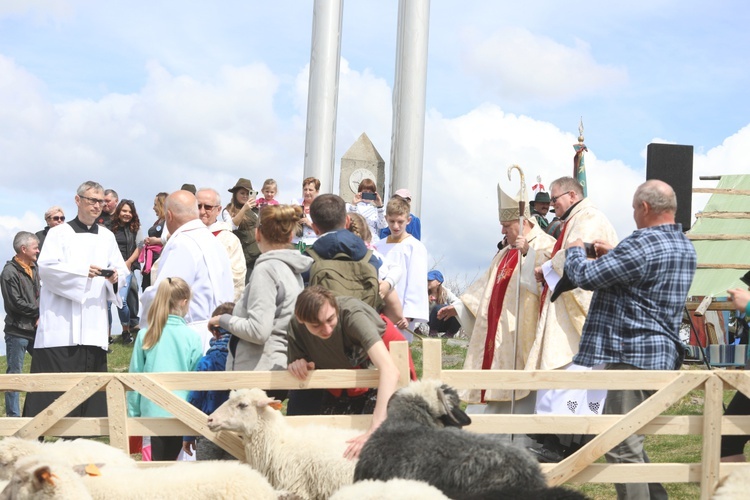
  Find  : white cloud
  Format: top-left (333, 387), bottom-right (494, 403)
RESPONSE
top-left (463, 27), bottom-right (628, 103)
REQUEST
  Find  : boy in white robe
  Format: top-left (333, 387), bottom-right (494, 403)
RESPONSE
top-left (373, 197), bottom-right (429, 341)
top-left (24, 181), bottom-right (128, 418)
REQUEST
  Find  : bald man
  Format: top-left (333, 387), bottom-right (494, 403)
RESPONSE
top-left (140, 190), bottom-right (234, 352)
top-left (564, 179), bottom-right (697, 499)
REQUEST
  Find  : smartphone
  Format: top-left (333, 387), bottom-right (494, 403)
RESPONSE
top-left (99, 269), bottom-right (114, 277)
top-left (584, 243), bottom-right (597, 259)
top-left (248, 190), bottom-right (258, 199)
top-left (362, 192), bottom-right (377, 201)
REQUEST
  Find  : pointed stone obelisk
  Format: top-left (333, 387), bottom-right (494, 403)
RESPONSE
top-left (339, 133), bottom-right (386, 202)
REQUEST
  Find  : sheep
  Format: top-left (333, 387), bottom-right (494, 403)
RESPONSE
top-left (1, 455), bottom-right (288, 500)
top-left (713, 468), bottom-right (750, 499)
top-left (354, 379), bottom-right (570, 500)
top-left (0, 437), bottom-right (135, 480)
top-left (207, 388), bottom-right (360, 500)
top-left (330, 478), bottom-right (450, 500)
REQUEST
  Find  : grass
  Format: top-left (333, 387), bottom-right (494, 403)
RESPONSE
top-left (2, 335), bottom-right (746, 498)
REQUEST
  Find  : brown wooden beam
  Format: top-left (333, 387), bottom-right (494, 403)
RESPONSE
top-left (693, 188), bottom-right (750, 195)
top-left (695, 212), bottom-right (750, 219)
top-left (687, 234), bottom-right (750, 241)
top-left (696, 263), bottom-right (750, 269)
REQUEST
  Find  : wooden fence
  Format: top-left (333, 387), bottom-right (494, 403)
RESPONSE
top-left (2, 339), bottom-right (750, 499)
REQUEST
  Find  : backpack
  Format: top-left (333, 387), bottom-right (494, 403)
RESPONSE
top-left (307, 248), bottom-right (384, 311)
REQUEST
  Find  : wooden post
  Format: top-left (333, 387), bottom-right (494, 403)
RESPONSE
top-left (421, 339), bottom-right (443, 380)
top-left (389, 341), bottom-right (411, 387)
top-left (700, 375), bottom-right (723, 499)
top-left (106, 377), bottom-right (130, 453)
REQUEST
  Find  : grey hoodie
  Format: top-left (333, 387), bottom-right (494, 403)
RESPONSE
top-left (222, 248), bottom-right (313, 372)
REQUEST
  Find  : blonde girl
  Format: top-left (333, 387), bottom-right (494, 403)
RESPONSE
top-left (128, 277), bottom-right (203, 461)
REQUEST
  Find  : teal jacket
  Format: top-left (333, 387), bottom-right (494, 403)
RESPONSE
top-left (127, 315), bottom-right (202, 418)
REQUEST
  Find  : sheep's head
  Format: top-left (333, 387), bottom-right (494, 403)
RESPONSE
top-left (388, 380), bottom-right (472, 428)
top-left (207, 388), bottom-right (282, 434)
top-left (0, 437), bottom-right (42, 480)
top-left (0, 456), bottom-right (92, 500)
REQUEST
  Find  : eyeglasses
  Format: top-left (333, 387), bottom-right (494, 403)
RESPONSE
top-left (80, 195), bottom-right (106, 206)
top-left (550, 191), bottom-right (572, 204)
top-left (198, 203), bottom-right (218, 211)
top-left (49, 215), bottom-right (65, 222)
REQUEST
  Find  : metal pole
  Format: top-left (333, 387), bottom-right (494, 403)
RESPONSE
top-left (507, 164), bottom-right (526, 415)
top-left (389, 0), bottom-right (430, 216)
top-left (303, 0), bottom-right (344, 193)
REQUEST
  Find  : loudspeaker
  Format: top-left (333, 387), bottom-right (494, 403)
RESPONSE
top-left (646, 143), bottom-right (693, 230)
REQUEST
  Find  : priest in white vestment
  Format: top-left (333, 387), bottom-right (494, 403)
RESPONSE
top-left (459, 184), bottom-right (555, 444)
top-left (24, 181), bottom-right (128, 418)
top-left (526, 176), bottom-right (618, 460)
top-left (196, 188), bottom-right (246, 301)
top-left (140, 190), bottom-right (234, 352)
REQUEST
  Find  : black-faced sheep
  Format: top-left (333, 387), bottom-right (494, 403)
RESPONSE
top-left (207, 388), bottom-right (360, 500)
top-left (354, 380), bottom-right (586, 500)
top-left (0, 437), bottom-right (135, 481)
top-left (0, 456), bottom-right (284, 500)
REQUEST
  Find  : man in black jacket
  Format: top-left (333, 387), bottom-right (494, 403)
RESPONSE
top-left (0, 231), bottom-right (41, 417)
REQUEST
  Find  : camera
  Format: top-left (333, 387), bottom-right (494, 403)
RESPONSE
top-left (362, 192), bottom-right (377, 201)
top-left (584, 243), bottom-right (597, 259)
top-left (99, 269), bottom-right (114, 277)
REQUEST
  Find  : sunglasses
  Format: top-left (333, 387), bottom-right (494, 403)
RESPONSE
top-left (198, 203), bottom-right (218, 211)
top-left (550, 192), bottom-right (572, 204)
top-left (49, 215), bottom-right (65, 222)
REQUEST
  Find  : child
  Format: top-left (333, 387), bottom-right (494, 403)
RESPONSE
top-left (127, 277), bottom-right (203, 461)
top-left (182, 302), bottom-right (235, 461)
top-left (256, 178), bottom-right (280, 208)
top-left (348, 212), bottom-right (407, 330)
top-left (427, 269), bottom-right (462, 338)
top-left (373, 197), bottom-right (429, 340)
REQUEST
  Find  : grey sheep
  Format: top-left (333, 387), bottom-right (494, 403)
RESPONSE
top-left (354, 380), bottom-right (586, 500)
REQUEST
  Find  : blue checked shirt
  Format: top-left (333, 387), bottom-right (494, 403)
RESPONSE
top-left (567, 224), bottom-right (697, 370)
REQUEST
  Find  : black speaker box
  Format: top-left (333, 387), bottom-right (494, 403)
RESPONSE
top-left (646, 143), bottom-right (693, 230)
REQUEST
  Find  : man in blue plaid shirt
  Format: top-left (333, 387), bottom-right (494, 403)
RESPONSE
top-left (564, 179), bottom-right (697, 500)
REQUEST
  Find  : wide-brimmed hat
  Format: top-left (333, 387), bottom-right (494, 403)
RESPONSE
top-left (228, 178), bottom-right (253, 193)
top-left (497, 183), bottom-right (531, 222)
top-left (533, 191), bottom-right (551, 203)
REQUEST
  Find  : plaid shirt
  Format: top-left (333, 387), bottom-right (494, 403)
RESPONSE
top-left (568, 224), bottom-right (696, 370)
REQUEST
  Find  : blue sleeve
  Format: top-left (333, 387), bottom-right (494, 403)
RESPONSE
top-left (408, 215), bottom-right (421, 240)
top-left (379, 227), bottom-right (390, 239)
top-left (565, 239), bottom-right (645, 291)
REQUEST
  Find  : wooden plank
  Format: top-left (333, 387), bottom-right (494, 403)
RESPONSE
top-left (119, 374), bottom-right (245, 460)
top-left (700, 375), bottom-right (723, 498)
top-left (463, 415), bottom-right (705, 435)
top-left (541, 463), bottom-right (701, 483)
top-left (15, 375), bottom-right (109, 439)
top-left (693, 188), bottom-right (750, 195)
top-left (696, 263), bottom-right (750, 270)
top-left (0, 373), bottom-right (111, 392)
top-left (439, 370), bottom-right (683, 390)
top-left (545, 372), bottom-right (708, 486)
top-left (717, 372), bottom-right (750, 400)
top-left (687, 234), bottom-right (750, 241)
top-left (695, 212), bottom-right (750, 219)
top-left (686, 301), bottom-right (737, 311)
top-left (389, 341), bottom-right (411, 388)
top-left (105, 378), bottom-right (129, 453)
top-left (421, 339), bottom-right (443, 380)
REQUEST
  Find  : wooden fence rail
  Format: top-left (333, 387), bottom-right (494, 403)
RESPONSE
top-left (1, 340), bottom-right (750, 498)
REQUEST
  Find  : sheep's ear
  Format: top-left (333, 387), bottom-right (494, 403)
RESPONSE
top-left (437, 386), bottom-right (472, 428)
top-left (256, 398), bottom-right (282, 410)
top-left (33, 466), bottom-right (55, 487)
top-left (72, 463), bottom-right (105, 476)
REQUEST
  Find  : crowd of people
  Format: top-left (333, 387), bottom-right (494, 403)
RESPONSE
top-left (3, 172), bottom-right (738, 499)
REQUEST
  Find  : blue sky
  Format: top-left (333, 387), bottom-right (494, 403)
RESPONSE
top-left (1, 0), bottom-right (749, 288)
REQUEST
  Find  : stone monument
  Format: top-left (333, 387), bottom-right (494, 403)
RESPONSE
top-left (339, 132), bottom-right (386, 202)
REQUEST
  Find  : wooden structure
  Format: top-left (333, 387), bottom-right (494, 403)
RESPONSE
top-left (2, 340), bottom-right (750, 499)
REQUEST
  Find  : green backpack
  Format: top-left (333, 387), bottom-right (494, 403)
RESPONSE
top-left (307, 248), bottom-right (384, 311)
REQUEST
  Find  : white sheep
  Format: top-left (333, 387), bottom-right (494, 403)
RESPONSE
top-left (0, 437), bottom-right (135, 480)
top-left (1, 455), bottom-right (286, 500)
top-left (354, 380), bottom-right (587, 500)
top-left (713, 467), bottom-right (750, 499)
top-left (207, 388), bottom-right (360, 500)
top-left (330, 478), bottom-right (450, 500)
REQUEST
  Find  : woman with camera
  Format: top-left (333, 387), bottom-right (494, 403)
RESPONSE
top-left (346, 178), bottom-right (386, 236)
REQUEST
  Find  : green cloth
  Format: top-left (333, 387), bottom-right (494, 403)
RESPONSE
top-left (127, 315), bottom-right (203, 418)
top-left (688, 174), bottom-right (750, 297)
top-left (287, 296), bottom-right (385, 369)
